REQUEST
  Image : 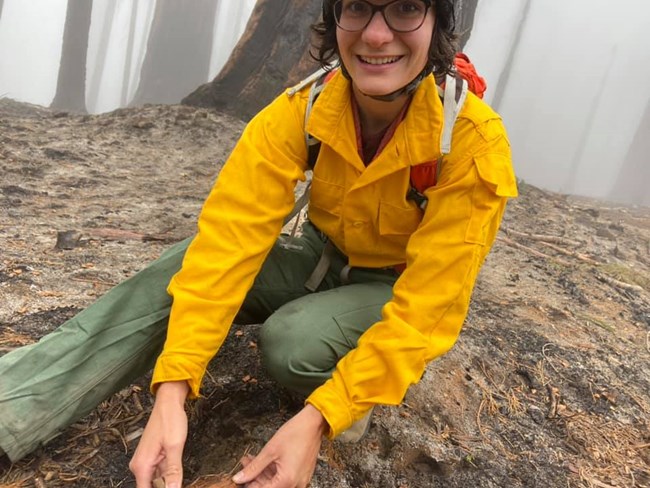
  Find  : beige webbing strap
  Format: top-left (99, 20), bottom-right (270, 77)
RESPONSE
top-left (283, 182), bottom-right (311, 227)
top-left (339, 264), bottom-right (352, 285)
top-left (304, 239), bottom-right (336, 292)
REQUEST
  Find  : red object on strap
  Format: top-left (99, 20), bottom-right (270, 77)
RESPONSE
top-left (454, 53), bottom-right (487, 99)
top-left (409, 53), bottom-right (487, 195)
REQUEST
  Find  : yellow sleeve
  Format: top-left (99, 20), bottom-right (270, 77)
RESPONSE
top-left (307, 119), bottom-right (518, 437)
top-left (151, 90), bottom-right (308, 398)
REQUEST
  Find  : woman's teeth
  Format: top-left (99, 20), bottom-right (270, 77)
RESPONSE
top-left (359, 56), bottom-right (401, 65)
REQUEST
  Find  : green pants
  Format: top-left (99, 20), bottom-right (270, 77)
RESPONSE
top-left (0, 222), bottom-right (398, 462)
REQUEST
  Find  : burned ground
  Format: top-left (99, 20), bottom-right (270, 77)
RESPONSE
top-left (0, 98), bottom-right (648, 487)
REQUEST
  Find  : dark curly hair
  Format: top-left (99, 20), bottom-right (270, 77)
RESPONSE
top-left (311, 0), bottom-right (458, 77)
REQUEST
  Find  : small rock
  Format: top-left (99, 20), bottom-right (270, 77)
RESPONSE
top-left (527, 405), bottom-right (545, 425)
top-left (55, 230), bottom-right (82, 250)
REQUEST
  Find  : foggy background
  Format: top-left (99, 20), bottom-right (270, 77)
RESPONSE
top-left (0, 0), bottom-right (648, 205)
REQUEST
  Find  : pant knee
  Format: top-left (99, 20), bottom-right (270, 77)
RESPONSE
top-left (259, 310), bottom-right (334, 396)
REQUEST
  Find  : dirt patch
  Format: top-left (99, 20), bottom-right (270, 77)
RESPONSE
top-left (0, 98), bottom-right (648, 487)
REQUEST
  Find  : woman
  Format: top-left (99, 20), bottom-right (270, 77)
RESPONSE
top-left (132, 0), bottom-right (516, 485)
top-left (0, 0), bottom-right (516, 487)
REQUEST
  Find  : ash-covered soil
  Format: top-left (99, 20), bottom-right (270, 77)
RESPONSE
top-left (0, 98), bottom-right (648, 488)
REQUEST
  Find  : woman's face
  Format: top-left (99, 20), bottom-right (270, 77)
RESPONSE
top-left (336, 0), bottom-right (435, 98)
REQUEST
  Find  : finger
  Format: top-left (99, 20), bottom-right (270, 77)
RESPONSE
top-left (239, 453), bottom-right (255, 468)
top-left (157, 442), bottom-right (184, 488)
top-left (232, 449), bottom-right (274, 485)
top-left (130, 451), bottom-right (164, 488)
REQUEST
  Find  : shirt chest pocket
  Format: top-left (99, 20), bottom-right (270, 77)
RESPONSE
top-left (308, 176), bottom-right (345, 232)
top-left (310, 177), bottom-right (345, 214)
top-left (378, 200), bottom-right (422, 237)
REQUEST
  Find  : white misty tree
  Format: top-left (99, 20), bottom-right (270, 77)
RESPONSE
top-left (609, 99), bottom-right (650, 206)
top-left (130, 0), bottom-right (219, 106)
top-left (51, 0), bottom-right (94, 113)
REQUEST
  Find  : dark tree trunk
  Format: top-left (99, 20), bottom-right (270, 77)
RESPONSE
top-left (121, 1), bottom-right (139, 106)
top-left (491, 0), bottom-right (532, 110)
top-left (51, 0), bottom-right (94, 113)
top-left (130, 0), bottom-right (218, 106)
top-left (609, 100), bottom-right (650, 206)
top-left (183, 0), bottom-right (322, 120)
top-left (455, 0), bottom-right (479, 49)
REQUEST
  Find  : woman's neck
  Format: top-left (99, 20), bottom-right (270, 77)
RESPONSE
top-left (352, 84), bottom-right (410, 138)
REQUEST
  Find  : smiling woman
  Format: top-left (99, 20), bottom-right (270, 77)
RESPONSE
top-left (335, 0), bottom-right (436, 103)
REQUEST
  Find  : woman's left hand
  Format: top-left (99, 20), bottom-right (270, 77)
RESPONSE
top-left (232, 404), bottom-right (327, 488)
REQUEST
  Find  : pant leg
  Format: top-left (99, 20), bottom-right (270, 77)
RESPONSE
top-left (0, 237), bottom-right (191, 462)
top-left (0, 222), bottom-right (328, 462)
top-left (259, 281), bottom-right (395, 397)
top-left (235, 221), bottom-right (329, 324)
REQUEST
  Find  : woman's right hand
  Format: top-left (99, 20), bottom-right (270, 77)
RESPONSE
top-left (129, 381), bottom-right (190, 488)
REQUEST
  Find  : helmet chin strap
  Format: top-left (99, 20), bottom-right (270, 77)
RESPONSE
top-left (340, 61), bottom-right (432, 103)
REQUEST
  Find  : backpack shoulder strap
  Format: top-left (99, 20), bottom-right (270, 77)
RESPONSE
top-left (284, 68), bottom-right (333, 226)
top-left (305, 73), bottom-right (329, 170)
top-left (408, 72), bottom-right (469, 209)
top-left (287, 66), bottom-right (336, 171)
top-left (439, 73), bottom-right (468, 155)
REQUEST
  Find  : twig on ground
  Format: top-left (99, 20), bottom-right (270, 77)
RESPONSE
top-left (497, 236), bottom-right (572, 266)
top-left (502, 228), bottom-right (583, 247)
top-left (476, 399), bottom-right (486, 437)
top-left (536, 241), bottom-right (601, 266)
top-left (595, 272), bottom-right (644, 293)
top-left (541, 343), bottom-right (561, 375)
top-left (546, 384), bottom-right (560, 419)
top-left (69, 276), bottom-right (118, 287)
top-left (87, 227), bottom-right (174, 242)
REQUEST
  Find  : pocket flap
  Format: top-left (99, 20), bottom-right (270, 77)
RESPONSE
top-left (474, 153), bottom-right (518, 198)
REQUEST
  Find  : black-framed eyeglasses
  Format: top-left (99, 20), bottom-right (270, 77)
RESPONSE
top-left (333, 0), bottom-right (431, 33)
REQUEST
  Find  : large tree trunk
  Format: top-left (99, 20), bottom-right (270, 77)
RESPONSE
top-left (609, 100), bottom-right (650, 206)
top-left (130, 0), bottom-right (218, 106)
top-left (183, 0), bottom-right (322, 120)
top-left (491, 0), bottom-right (532, 110)
top-left (562, 48), bottom-right (615, 195)
top-left (87, 0), bottom-right (117, 113)
top-left (121, 1), bottom-right (139, 106)
top-left (50, 0), bottom-right (94, 113)
top-left (183, 0), bottom-right (477, 120)
top-left (455, 0), bottom-right (479, 49)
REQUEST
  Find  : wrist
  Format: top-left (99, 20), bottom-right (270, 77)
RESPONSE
top-left (303, 404), bottom-right (328, 436)
top-left (155, 381), bottom-right (190, 405)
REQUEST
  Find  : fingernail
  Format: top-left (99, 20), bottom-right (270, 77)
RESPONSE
top-left (232, 471), bottom-right (244, 483)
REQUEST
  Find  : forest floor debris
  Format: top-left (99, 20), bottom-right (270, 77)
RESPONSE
top-left (0, 98), bottom-right (648, 487)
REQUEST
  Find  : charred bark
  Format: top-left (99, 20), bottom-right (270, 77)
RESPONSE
top-left (130, 0), bottom-right (219, 106)
top-left (455, 0), bottom-right (479, 49)
top-left (183, 0), bottom-right (322, 120)
top-left (50, 0), bottom-right (94, 113)
top-left (609, 99), bottom-right (650, 206)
